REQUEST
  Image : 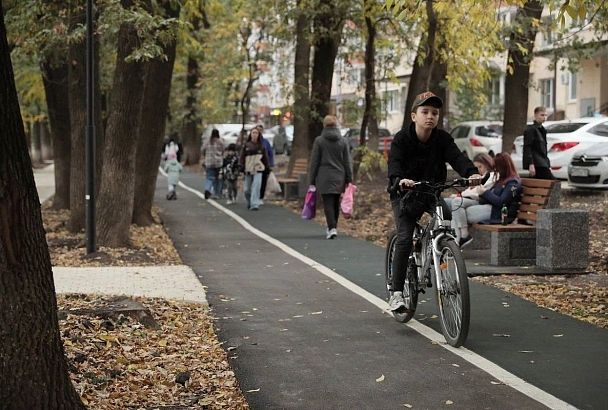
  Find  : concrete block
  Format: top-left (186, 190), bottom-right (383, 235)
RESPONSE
top-left (469, 226), bottom-right (491, 250)
top-left (546, 180), bottom-right (561, 209)
top-left (490, 231), bottom-right (536, 266)
top-left (536, 209), bottom-right (588, 270)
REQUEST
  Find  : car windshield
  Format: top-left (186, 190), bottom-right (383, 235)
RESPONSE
top-left (475, 125), bottom-right (502, 137)
top-left (545, 123), bottom-right (587, 133)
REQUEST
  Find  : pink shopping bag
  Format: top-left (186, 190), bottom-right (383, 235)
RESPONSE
top-left (341, 183), bottom-right (357, 219)
top-left (301, 185), bottom-right (317, 220)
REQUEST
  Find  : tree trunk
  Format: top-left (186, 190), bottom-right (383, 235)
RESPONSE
top-left (96, 2), bottom-right (145, 247)
top-left (41, 58), bottom-right (71, 209)
top-left (132, 26), bottom-right (178, 225)
top-left (307, 0), bottom-right (344, 151)
top-left (0, 7), bottom-right (85, 407)
top-left (402, 0), bottom-right (447, 129)
top-left (354, 12), bottom-right (380, 180)
top-left (289, 0), bottom-right (311, 175)
top-left (181, 56), bottom-right (201, 165)
top-left (502, 1), bottom-right (543, 153)
top-left (40, 121), bottom-right (53, 160)
top-left (67, 6), bottom-right (87, 232)
top-left (360, 13), bottom-right (379, 151)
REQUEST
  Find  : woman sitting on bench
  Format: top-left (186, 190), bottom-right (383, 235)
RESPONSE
top-left (451, 153), bottom-right (522, 247)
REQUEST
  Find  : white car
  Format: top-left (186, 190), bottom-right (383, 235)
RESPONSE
top-left (568, 142), bottom-right (608, 189)
top-left (201, 123), bottom-right (255, 146)
top-left (449, 121), bottom-right (503, 158)
top-left (511, 117), bottom-right (608, 179)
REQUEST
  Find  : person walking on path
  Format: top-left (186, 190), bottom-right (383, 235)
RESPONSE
top-left (257, 124), bottom-right (275, 203)
top-left (309, 115), bottom-right (353, 239)
top-left (387, 91), bottom-right (481, 311)
top-left (163, 152), bottom-right (183, 200)
top-left (240, 127), bottom-right (269, 211)
top-left (447, 153), bottom-right (496, 247)
top-left (523, 106), bottom-right (554, 180)
top-left (201, 129), bottom-right (225, 199)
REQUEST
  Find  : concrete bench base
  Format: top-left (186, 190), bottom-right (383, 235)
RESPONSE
top-left (536, 209), bottom-right (588, 270)
top-left (490, 230), bottom-right (536, 266)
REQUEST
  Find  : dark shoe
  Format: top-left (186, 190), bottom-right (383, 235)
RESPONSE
top-left (204, 190), bottom-right (211, 199)
top-left (250, 207), bottom-right (259, 211)
top-left (459, 236), bottom-right (473, 248)
top-left (172, 193), bottom-right (178, 200)
top-left (166, 193), bottom-right (172, 200)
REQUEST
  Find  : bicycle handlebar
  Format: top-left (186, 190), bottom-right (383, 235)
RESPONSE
top-left (389, 173), bottom-right (490, 196)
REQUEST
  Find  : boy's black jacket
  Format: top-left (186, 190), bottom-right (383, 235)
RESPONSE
top-left (387, 123), bottom-right (478, 197)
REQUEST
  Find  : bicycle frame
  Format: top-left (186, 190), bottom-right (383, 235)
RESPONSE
top-left (413, 198), bottom-right (458, 291)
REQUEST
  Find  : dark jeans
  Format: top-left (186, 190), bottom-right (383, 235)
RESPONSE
top-left (260, 170), bottom-right (270, 199)
top-left (322, 193), bottom-right (341, 230)
top-left (390, 197), bottom-right (451, 292)
top-left (534, 167), bottom-right (554, 180)
top-left (225, 179), bottom-right (238, 201)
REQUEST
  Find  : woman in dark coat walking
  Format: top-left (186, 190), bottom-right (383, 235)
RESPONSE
top-left (309, 115), bottom-right (353, 239)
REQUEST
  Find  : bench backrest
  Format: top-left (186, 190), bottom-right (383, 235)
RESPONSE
top-left (517, 178), bottom-right (558, 225)
top-left (290, 158), bottom-right (309, 177)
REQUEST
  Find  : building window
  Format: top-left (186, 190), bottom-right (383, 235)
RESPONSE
top-left (569, 72), bottom-right (577, 101)
top-left (488, 77), bottom-right (501, 105)
top-left (539, 79), bottom-right (554, 108)
top-left (541, 16), bottom-right (553, 46)
top-left (383, 89), bottom-right (399, 112)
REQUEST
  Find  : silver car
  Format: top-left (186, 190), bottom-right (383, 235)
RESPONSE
top-left (568, 142), bottom-right (608, 189)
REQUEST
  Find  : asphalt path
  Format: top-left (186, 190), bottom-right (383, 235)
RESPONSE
top-left (156, 168), bottom-right (607, 409)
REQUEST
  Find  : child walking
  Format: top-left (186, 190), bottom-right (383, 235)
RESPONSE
top-left (164, 152), bottom-right (182, 200)
top-left (222, 143), bottom-right (241, 204)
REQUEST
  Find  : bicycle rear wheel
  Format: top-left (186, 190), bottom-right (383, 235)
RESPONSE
top-left (384, 231), bottom-right (418, 323)
top-left (435, 238), bottom-right (470, 347)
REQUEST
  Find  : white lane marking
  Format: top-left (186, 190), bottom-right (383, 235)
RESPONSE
top-left (162, 169), bottom-right (577, 410)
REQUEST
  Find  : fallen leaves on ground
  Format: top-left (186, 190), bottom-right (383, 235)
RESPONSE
top-left (58, 294), bottom-right (248, 409)
top-left (43, 202), bottom-right (181, 267)
top-left (273, 170), bottom-right (608, 329)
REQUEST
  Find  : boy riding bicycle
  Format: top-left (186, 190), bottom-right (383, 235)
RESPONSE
top-left (387, 91), bottom-right (482, 312)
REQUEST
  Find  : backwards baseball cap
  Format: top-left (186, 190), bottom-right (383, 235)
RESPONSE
top-left (411, 91), bottom-right (443, 112)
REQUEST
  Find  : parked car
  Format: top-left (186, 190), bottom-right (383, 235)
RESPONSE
top-left (201, 123), bottom-right (255, 146)
top-left (567, 141), bottom-right (608, 189)
top-left (268, 124), bottom-right (293, 155)
top-left (511, 117), bottom-right (608, 179)
top-left (343, 127), bottom-right (393, 152)
top-left (449, 121), bottom-right (503, 158)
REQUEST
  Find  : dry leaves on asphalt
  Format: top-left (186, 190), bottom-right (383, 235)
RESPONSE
top-left (59, 294), bottom-right (248, 409)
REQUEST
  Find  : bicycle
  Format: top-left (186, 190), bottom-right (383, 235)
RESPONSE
top-left (385, 178), bottom-right (479, 347)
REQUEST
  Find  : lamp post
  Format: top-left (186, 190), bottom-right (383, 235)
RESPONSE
top-left (85, 0), bottom-right (96, 253)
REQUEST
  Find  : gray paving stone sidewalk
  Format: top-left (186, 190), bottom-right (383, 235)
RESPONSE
top-left (33, 164), bottom-right (208, 305)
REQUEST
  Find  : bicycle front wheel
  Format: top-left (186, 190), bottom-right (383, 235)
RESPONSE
top-left (385, 231), bottom-right (417, 323)
top-left (435, 239), bottom-right (470, 347)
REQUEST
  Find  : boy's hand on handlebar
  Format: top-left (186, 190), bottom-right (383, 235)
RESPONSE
top-left (399, 178), bottom-right (416, 188)
top-left (467, 174), bottom-right (482, 186)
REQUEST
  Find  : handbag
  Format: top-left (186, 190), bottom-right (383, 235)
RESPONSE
top-left (340, 183), bottom-right (357, 219)
top-left (301, 185), bottom-right (317, 220)
top-left (265, 171), bottom-right (282, 195)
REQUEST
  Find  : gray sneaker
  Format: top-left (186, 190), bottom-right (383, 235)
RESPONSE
top-left (389, 291), bottom-right (406, 311)
top-left (326, 228), bottom-right (337, 239)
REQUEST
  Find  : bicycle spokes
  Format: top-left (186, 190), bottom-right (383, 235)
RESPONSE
top-left (438, 249), bottom-right (463, 340)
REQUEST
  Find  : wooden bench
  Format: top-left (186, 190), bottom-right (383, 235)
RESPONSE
top-left (473, 178), bottom-right (560, 266)
top-left (276, 158), bottom-right (308, 200)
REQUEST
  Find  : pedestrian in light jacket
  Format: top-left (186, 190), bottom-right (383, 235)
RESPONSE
top-left (309, 115), bottom-right (353, 239)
